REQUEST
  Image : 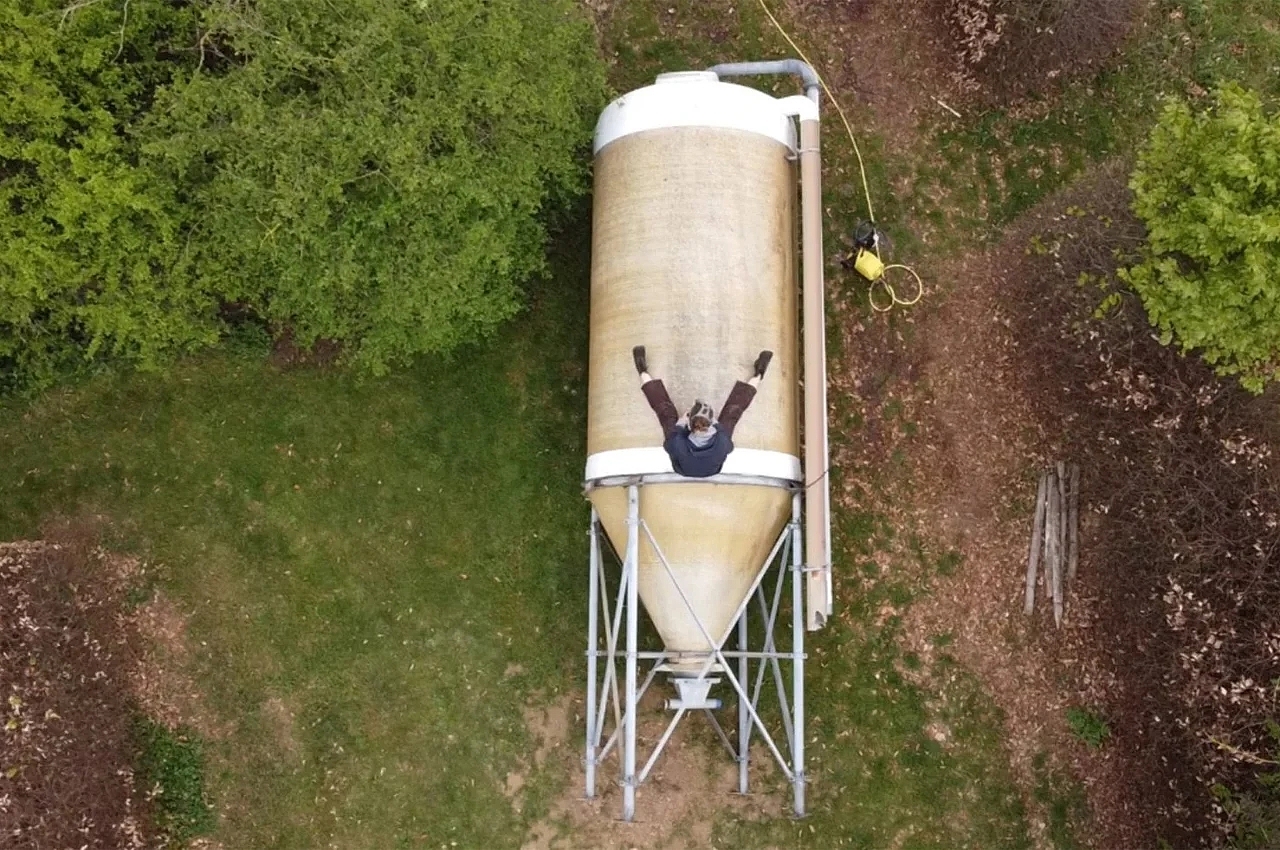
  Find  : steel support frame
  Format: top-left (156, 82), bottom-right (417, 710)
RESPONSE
top-left (584, 484), bottom-right (807, 821)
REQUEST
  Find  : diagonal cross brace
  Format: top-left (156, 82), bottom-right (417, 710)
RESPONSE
top-left (639, 519), bottom-right (801, 782)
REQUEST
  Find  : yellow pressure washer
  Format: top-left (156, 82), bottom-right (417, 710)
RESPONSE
top-left (845, 220), bottom-right (923, 312)
top-left (850, 221), bottom-right (886, 282)
top-left (844, 220), bottom-right (885, 280)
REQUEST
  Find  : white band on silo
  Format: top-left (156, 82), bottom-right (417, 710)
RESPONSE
top-left (584, 447), bottom-right (802, 484)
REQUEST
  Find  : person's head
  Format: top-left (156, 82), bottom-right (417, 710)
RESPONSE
top-left (688, 400), bottom-right (714, 433)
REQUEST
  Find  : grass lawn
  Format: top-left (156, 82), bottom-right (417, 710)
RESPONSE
top-left (0, 228), bottom-right (594, 847)
top-left (4, 0), bottom-right (1277, 847)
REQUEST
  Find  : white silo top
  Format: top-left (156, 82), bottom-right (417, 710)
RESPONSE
top-left (593, 71), bottom-right (799, 155)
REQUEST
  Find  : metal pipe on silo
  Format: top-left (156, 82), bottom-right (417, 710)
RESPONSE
top-left (706, 59), bottom-right (821, 101)
top-left (798, 116), bottom-right (833, 630)
top-left (584, 510), bottom-right (601, 799)
top-left (622, 485), bottom-right (640, 822)
top-left (737, 608), bottom-right (750, 794)
top-left (789, 491), bottom-right (806, 815)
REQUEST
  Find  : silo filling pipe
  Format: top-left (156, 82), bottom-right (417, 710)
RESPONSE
top-left (705, 60), bottom-right (821, 103)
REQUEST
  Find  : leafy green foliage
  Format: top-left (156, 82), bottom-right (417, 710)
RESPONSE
top-left (132, 716), bottom-right (215, 844)
top-left (1122, 85), bottom-right (1280, 392)
top-left (1064, 706), bottom-right (1111, 749)
top-left (1, 0), bottom-right (606, 390)
top-left (0, 0), bottom-right (208, 392)
top-left (146, 0), bottom-right (607, 373)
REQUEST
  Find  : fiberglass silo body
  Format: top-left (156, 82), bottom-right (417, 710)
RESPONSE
top-left (585, 72), bottom-right (804, 667)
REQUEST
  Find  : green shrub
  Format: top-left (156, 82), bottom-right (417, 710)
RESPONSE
top-left (0, 0), bottom-right (208, 392)
top-left (1218, 782), bottom-right (1280, 850)
top-left (1065, 706), bottom-right (1111, 749)
top-left (145, 0), bottom-right (608, 374)
top-left (1122, 85), bottom-right (1280, 393)
top-left (1215, 721), bottom-right (1280, 850)
top-left (132, 717), bottom-right (215, 844)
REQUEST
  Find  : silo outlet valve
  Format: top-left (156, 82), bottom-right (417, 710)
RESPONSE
top-left (665, 677), bottom-right (722, 711)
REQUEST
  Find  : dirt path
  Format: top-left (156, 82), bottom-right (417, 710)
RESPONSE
top-left (785, 0), bottom-right (962, 152)
top-left (792, 4), bottom-right (1135, 840)
top-left (0, 525), bottom-right (214, 850)
top-left (829, 156), bottom-right (1239, 848)
top-left (785, 3), bottom-right (1178, 844)
top-left (827, 184), bottom-right (1119, 850)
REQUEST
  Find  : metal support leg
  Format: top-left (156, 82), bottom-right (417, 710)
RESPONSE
top-left (737, 607), bottom-right (750, 794)
top-left (790, 493), bottom-right (806, 817)
top-left (622, 485), bottom-right (640, 822)
top-left (585, 510), bottom-right (600, 799)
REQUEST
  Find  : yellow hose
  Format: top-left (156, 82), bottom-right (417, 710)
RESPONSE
top-left (758, 0), bottom-right (924, 313)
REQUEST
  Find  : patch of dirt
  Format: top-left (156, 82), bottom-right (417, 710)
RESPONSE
top-left (580, 0), bottom-right (617, 37)
top-left (129, 589), bottom-right (222, 738)
top-left (935, 0), bottom-right (1144, 103)
top-left (505, 770), bottom-right (527, 807)
top-left (895, 193), bottom-right (1156, 850)
top-left (783, 0), bottom-right (964, 156)
top-left (518, 689), bottom-right (781, 850)
top-left (786, 1), bottom-right (1223, 843)
top-left (999, 164), bottom-right (1278, 844)
top-left (525, 695), bottom-right (573, 772)
top-left (1, 515), bottom-right (221, 849)
top-left (0, 537), bottom-right (158, 849)
top-left (262, 696), bottom-right (301, 758)
top-left (268, 327), bottom-right (342, 370)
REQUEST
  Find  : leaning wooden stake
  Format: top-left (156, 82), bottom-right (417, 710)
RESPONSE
top-left (1051, 464), bottom-right (1065, 627)
top-left (1041, 470), bottom-right (1056, 596)
top-left (1025, 473), bottom-right (1049, 615)
top-left (1067, 463), bottom-right (1080, 583)
top-left (1044, 470), bottom-right (1057, 621)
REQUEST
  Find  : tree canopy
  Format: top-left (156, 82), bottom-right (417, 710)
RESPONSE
top-left (1, 0), bottom-right (607, 390)
top-left (147, 0), bottom-right (606, 373)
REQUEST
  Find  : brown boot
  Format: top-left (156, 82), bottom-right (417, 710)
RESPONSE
top-left (633, 345), bottom-right (648, 375)
top-left (752, 350), bottom-right (773, 378)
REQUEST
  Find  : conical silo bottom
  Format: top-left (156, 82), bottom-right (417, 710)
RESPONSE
top-left (591, 483), bottom-right (791, 673)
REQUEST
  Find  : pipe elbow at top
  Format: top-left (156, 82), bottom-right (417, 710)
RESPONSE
top-left (705, 59), bottom-right (820, 103)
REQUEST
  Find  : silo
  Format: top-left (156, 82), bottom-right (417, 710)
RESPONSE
top-left (581, 66), bottom-right (831, 822)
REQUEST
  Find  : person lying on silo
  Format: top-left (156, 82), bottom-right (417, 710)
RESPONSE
top-left (632, 345), bottom-right (773, 478)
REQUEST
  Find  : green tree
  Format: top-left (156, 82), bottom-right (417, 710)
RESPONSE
top-left (147, 0), bottom-right (607, 373)
top-left (1122, 85), bottom-right (1280, 393)
top-left (0, 0), bottom-right (207, 391)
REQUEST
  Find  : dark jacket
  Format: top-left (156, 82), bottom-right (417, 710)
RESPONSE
top-left (664, 427), bottom-right (733, 478)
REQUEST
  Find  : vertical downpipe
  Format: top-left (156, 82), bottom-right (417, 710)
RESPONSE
top-left (799, 117), bottom-right (832, 630)
top-left (622, 485), bottom-right (640, 821)
top-left (585, 508), bottom-right (601, 798)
